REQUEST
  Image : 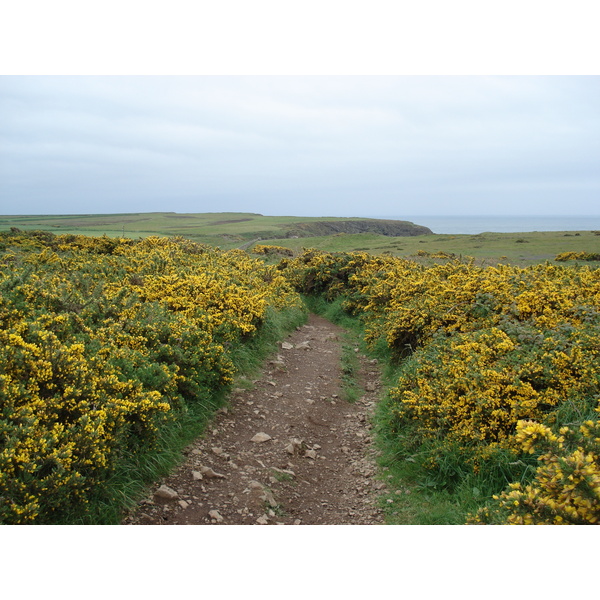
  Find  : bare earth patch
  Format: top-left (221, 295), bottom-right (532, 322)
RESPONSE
top-left (123, 313), bottom-right (388, 525)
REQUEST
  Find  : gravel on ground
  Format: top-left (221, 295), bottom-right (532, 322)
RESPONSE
top-left (123, 313), bottom-right (388, 525)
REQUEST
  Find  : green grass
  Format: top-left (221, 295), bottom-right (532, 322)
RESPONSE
top-left (3, 212), bottom-right (598, 264)
top-left (0, 212), bottom-right (425, 249)
top-left (257, 230), bottom-right (600, 266)
top-left (372, 391), bottom-right (535, 525)
top-left (270, 469), bottom-right (294, 483)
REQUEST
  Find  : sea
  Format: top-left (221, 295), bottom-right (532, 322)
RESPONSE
top-left (370, 216), bottom-right (600, 235)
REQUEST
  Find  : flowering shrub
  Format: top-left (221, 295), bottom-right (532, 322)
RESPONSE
top-left (283, 249), bottom-right (600, 521)
top-left (387, 323), bottom-right (600, 449)
top-left (555, 251), bottom-right (600, 262)
top-left (284, 249), bottom-right (600, 351)
top-left (0, 322), bottom-right (172, 523)
top-left (469, 415), bottom-right (600, 524)
top-left (252, 244), bottom-right (294, 257)
top-left (415, 249), bottom-right (457, 259)
top-left (281, 248), bottom-right (402, 304)
top-left (0, 231), bottom-right (303, 523)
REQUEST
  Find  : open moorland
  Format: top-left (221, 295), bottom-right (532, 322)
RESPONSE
top-left (1, 211), bottom-right (599, 266)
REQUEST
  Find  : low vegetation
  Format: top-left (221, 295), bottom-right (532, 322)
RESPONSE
top-left (2, 218), bottom-right (599, 525)
top-left (3, 212), bottom-right (599, 267)
top-left (0, 230), bottom-right (305, 523)
top-left (0, 212), bottom-right (430, 249)
top-left (252, 244), bottom-right (294, 257)
top-left (555, 251), bottom-right (600, 262)
top-left (281, 249), bottom-right (600, 524)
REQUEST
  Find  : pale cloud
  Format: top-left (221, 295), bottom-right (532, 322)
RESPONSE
top-left (1, 76), bottom-right (599, 216)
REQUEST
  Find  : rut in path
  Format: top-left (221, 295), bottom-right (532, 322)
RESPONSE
top-left (124, 313), bottom-right (388, 525)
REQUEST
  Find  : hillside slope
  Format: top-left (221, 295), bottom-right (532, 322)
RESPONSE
top-left (282, 219), bottom-right (432, 238)
top-left (0, 212), bottom-right (432, 245)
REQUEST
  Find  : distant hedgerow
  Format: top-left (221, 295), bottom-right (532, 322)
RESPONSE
top-left (555, 251), bottom-right (600, 262)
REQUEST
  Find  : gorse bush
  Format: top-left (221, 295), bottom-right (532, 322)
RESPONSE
top-left (252, 244), bottom-right (294, 257)
top-left (282, 249), bottom-right (600, 523)
top-left (469, 417), bottom-right (600, 524)
top-left (391, 322), bottom-right (600, 448)
top-left (555, 251), bottom-right (600, 262)
top-left (0, 232), bottom-right (303, 523)
top-left (4, 231), bottom-right (599, 525)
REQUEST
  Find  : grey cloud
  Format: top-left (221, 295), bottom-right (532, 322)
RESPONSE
top-left (1, 76), bottom-right (599, 216)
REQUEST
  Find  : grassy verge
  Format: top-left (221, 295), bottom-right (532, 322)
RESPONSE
top-left (372, 395), bottom-right (513, 525)
top-left (70, 305), bottom-right (308, 524)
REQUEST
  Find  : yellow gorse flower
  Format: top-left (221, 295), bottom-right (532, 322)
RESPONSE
top-left (0, 232), bottom-right (303, 523)
top-left (283, 249), bottom-right (600, 524)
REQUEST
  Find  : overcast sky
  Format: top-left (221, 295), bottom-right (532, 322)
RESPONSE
top-left (1, 75), bottom-right (599, 217)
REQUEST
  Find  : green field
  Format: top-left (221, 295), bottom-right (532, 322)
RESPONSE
top-left (1, 212), bottom-right (599, 265)
top-left (0, 212), bottom-right (424, 246)
top-left (260, 230), bottom-right (600, 266)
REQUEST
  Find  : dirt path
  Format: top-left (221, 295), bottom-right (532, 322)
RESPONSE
top-left (123, 313), bottom-right (387, 525)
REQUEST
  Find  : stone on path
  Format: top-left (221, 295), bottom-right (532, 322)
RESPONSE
top-left (281, 342), bottom-right (294, 350)
top-left (200, 466), bottom-right (226, 478)
top-left (208, 509), bottom-right (224, 522)
top-left (272, 467), bottom-right (295, 477)
top-left (260, 490), bottom-right (278, 507)
top-left (285, 438), bottom-right (303, 455)
top-left (154, 485), bottom-right (179, 501)
top-left (251, 432), bottom-right (272, 443)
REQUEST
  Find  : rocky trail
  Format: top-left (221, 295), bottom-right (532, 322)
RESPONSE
top-left (123, 313), bottom-right (389, 525)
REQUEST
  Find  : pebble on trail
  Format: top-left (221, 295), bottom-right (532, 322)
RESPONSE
top-left (154, 485), bottom-right (179, 501)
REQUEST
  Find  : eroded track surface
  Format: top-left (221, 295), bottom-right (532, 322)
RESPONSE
top-left (124, 313), bottom-right (387, 525)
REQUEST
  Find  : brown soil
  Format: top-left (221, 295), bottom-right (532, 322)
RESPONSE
top-left (123, 313), bottom-right (388, 525)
